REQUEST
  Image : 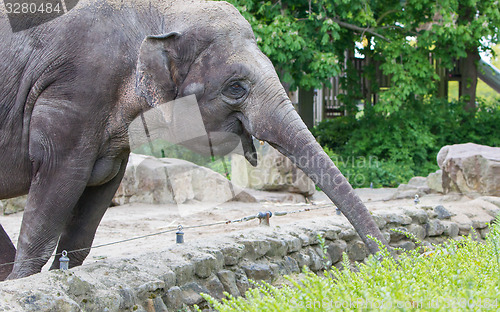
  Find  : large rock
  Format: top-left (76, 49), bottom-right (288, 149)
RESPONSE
top-left (1, 154), bottom-right (256, 213)
top-left (0, 195), bottom-right (27, 215)
top-left (426, 170), bottom-right (443, 193)
top-left (437, 143), bottom-right (500, 196)
top-left (231, 141), bottom-right (315, 197)
top-left (392, 176), bottom-right (430, 199)
top-left (113, 153), bottom-right (256, 206)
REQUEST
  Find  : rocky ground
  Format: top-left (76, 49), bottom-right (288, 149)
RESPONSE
top-left (1, 143), bottom-right (498, 311)
top-left (1, 187), bottom-right (498, 273)
top-left (1, 186), bottom-right (499, 311)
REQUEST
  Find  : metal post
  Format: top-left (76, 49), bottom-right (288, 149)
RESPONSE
top-left (176, 225), bottom-right (184, 244)
top-left (59, 250), bottom-right (70, 271)
top-left (258, 211), bottom-right (272, 226)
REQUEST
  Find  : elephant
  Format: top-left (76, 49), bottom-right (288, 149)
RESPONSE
top-left (0, 0), bottom-right (387, 280)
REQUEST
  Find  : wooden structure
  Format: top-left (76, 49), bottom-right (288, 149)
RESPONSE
top-left (303, 56), bottom-right (391, 126)
top-left (297, 52), bottom-right (500, 128)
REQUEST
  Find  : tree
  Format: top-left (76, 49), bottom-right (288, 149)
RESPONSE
top-left (222, 0), bottom-right (500, 112)
top-left (225, 0), bottom-right (343, 92)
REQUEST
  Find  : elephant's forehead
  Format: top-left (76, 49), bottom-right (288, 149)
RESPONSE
top-left (169, 0), bottom-right (243, 19)
top-left (74, 1), bottom-right (253, 40)
top-left (166, 1), bottom-right (253, 35)
top-left (226, 48), bottom-right (273, 70)
top-left (76, 0), bottom-right (175, 12)
top-left (77, 0), bottom-right (251, 31)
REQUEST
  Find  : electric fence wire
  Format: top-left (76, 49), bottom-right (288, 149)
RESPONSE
top-left (0, 203), bottom-right (334, 268)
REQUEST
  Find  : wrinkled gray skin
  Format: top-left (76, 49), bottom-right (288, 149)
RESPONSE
top-left (0, 0), bottom-right (387, 280)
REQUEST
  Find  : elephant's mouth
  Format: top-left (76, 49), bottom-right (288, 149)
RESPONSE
top-left (177, 118), bottom-right (257, 166)
top-left (235, 120), bottom-right (258, 166)
top-left (208, 117), bottom-right (257, 166)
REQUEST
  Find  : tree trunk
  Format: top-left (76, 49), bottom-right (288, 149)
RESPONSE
top-left (459, 49), bottom-right (480, 111)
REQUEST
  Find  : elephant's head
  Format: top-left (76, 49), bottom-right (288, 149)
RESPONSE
top-left (135, 1), bottom-right (387, 254)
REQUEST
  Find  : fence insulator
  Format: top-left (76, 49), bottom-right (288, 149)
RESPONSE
top-left (59, 250), bottom-right (70, 271)
top-left (176, 225), bottom-right (184, 244)
top-left (414, 194), bottom-right (420, 205)
top-left (258, 211), bottom-right (272, 226)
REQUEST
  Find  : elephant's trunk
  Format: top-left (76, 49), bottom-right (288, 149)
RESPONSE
top-left (246, 94), bottom-right (387, 254)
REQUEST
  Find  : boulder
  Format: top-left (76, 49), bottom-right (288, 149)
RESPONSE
top-left (437, 143), bottom-right (500, 196)
top-left (372, 210), bottom-right (412, 225)
top-left (326, 240), bottom-right (347, 264)
top-left (202, 276), bottom-right (225, 300)
top-left (241, 263), bottom-right (274, 282)
top-left (392, 176), bottom-right (430, 199)
top-left (0, 195), bottom-right (27, 215)
top-left (3, 154), bottom-right (256, 214)
top-left (113, 153), bottom-right (256, 206)
top-left (441, 221), bottom-right (459, 238)
top-left (231, 141), bottom-right (315, 197)
top-left (179, 282), bottom-right (209, 306)
top-left (426, 219), bottom-right (445, 237)
top-left (277, 256), bottom-right (300, 275)
top-left (407, 224), bottom-right (426, 241)
top-left (434, 205), bottom-right (453, 220)
top-left (426, 170), bottom-right (443, 193)
top-left (346, 240), bottom-right (367, 262)
top-left (217, 270), bottom-right (241, 297)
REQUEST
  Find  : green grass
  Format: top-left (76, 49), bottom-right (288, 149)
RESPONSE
top-left (199, 220), bottom-right (500, 311)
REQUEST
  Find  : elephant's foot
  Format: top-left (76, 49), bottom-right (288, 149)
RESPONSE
top-left (0, 224), bottom-right (16, 281)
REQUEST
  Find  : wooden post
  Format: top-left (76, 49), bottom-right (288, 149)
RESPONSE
top-left (298, 89), bottom-right (315, 129)
top-left (435, 58), bottom-right (448, 99)
top-left (459, 49), bottom-right (480, 111)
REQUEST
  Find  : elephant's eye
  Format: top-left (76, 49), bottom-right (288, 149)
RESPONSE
top-left (223, 81), bottom-right (247, 100)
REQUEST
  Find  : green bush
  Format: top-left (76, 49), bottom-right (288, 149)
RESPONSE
top-left (200, 220), bottom-right (500, 311)
top-left (312, 99), bottom-right (500, 187)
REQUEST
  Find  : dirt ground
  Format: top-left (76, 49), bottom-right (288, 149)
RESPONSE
top-left (0, 188), bottom-right (496, 272)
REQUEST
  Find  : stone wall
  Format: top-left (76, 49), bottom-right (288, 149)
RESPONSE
top-left (1, 203), bottom-right (498, 312)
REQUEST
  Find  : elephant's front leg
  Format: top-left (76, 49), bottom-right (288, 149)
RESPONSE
top-left (50, 156), bottom-right (128, 270)
top-left (7, 158), bottom-right (92, 279)
top-left (7, 100), bottom-right (97, 280)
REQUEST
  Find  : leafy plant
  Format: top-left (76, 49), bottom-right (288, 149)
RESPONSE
top-left (222, 0), bottom-right (500, 112)
top-left (317, 234), bottom-right (331, 268)
top-left (312, 98), bottom-right (500, 187)
top-left (199, 219), bottom-right (500, 311)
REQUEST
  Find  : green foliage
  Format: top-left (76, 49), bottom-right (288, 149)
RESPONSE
top-left (309, 116), bottom-right (355, 152)
top-left (221, 0), bottom-right (499, 112)
top-left (216, 0), bottom-right (500, 187)
top-left (221, 0), bottom-right (343, 90)
top-left (200, 220), bottom-right (500, 311)
top-left (312, 98), bottom-right (500, 187)
top-left (316, 234), bottom-right (331, 268)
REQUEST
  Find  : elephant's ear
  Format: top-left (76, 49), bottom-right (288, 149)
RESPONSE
top-left (136, 32), bottom-right (184, 107)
